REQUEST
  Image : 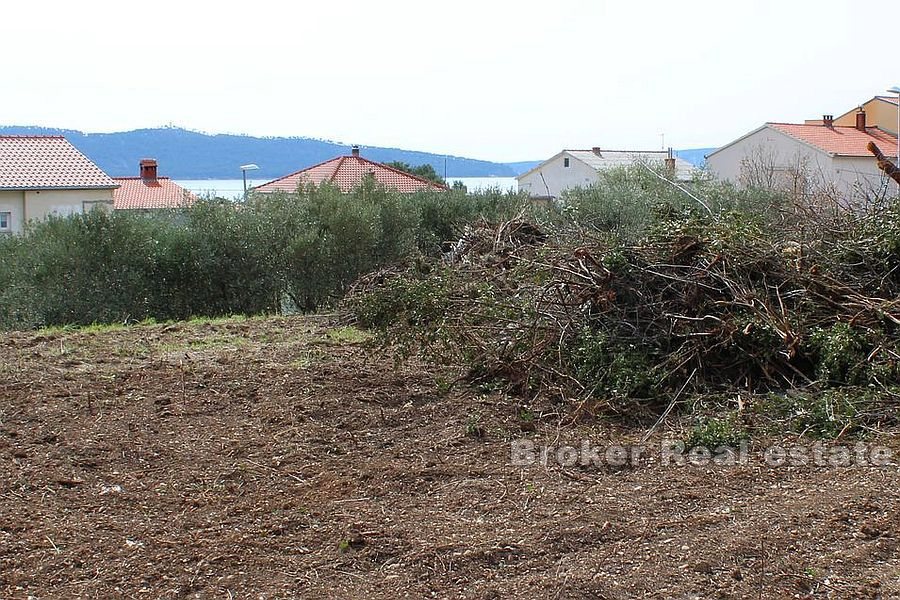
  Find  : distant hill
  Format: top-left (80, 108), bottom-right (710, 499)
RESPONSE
top-left (0, 126), bottom-right (521, 179)
top-left (504, 160), bottom-right (542, 175)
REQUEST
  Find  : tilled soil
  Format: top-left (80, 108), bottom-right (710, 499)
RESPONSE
top-left (0, 316), bottom-right (898, 599)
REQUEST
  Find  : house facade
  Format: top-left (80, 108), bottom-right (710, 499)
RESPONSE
top-left (0, 136), bottom-right (117, 234)
top-left (833, 96), bottom-right (899, 133)
top-left (517, 148), bottom-right (697, 200)
top-left (254, 146), bottom-right (448, 194)
top-left (706, 115), bottom-right (898, 201)
top-left (112, 159), bottom-right (197, 210)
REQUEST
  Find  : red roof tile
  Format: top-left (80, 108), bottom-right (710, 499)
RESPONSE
top-left (0, 135), bottom-right (117, 190)
top-left (768, 123), bottom-right (898, 157)
top-left (112, 177), bottom-right (197, 210)
top-left (254, 154), bottom-right (449, 194)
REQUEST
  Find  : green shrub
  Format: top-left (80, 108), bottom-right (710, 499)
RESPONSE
top-left (759, 389), bottom-right (868, 439)
top-left (572, 328), bottom-right (658, 399)
top-left (808, 323), bottom-right (870, 385)
top-left (685, 414), bottom-right (749, 449)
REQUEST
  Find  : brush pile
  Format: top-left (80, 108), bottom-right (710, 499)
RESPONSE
top-left (345, 200), bottom-right (900, 418)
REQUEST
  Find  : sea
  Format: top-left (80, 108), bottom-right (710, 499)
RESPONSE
top-left (177, 177), bottom-right (518, 200)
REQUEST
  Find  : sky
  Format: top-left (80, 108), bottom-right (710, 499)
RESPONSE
top-left (2, 0), bottom-right (894, 162)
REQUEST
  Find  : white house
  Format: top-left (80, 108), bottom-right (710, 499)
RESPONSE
top-left (0, 136), bottom-right (117, 234)
top-left (706, 113), bottom-right (899, 201)
top-left (517, 148), bottom-right (698, 200)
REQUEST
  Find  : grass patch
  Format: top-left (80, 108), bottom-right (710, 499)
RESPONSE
top-left (290, 348), bottom-right (326, 369)
top-left (324, 326), bottom-right (372, 345)
top-left (187, 315), bottom-right (251, 327)
top-left (157, 335), bottom-right (249, 354)
top-left (37, 322), bottom-right (130, 336)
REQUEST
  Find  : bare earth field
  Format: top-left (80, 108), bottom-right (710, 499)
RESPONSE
top-left (1, 316), bottom-right (898, 599)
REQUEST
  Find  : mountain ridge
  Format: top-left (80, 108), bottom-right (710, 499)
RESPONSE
top-left (0, 126), bottom-right (523, 179)
top-left (0, 126), bottom-right (713, 179)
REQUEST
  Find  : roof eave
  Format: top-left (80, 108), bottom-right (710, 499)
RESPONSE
top-left (706, 124), bottom-right (772, 159)
top-left (0, 184), bottom-right (118, 191)
top-left (516, 150), bottom-right (568, 180)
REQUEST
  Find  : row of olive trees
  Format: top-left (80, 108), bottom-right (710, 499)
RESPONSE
top-left (0, 182), bottom-right (537, 330)
top-left (0, 167), bottom-right (813, 331)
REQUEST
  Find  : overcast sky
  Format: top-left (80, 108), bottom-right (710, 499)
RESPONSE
top-left (2, 0), bottom-right (894, 162)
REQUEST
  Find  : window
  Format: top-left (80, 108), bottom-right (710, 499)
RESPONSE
top-left (83, 200), bottom-right (113, 212)
top-left (0, 212), bottom-right (10, 232)
top-left (50, 205), bottom-right (80, 217)
top-left (563, 157), bottom-right (570, 168)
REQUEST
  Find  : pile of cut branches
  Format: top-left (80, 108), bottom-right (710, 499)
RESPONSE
top-left (345, 200), bottom-right (900, 426)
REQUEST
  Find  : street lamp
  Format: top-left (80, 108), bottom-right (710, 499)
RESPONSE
top-left (240, 163), bottom-right (259, 200)
top-left (887, 86), bottom-right (900, 165)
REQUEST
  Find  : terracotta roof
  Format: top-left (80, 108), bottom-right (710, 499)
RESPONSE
top-left (0, 135), bottom-right (117, 190)
top-left (112, 177), bottom-right (197, 210)
top-left (767, 123), bottom-right (898, 157)
top-left (254, 155), bottom-right (449, 194)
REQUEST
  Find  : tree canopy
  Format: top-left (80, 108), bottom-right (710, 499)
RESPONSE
top-left (385, 161), bottom-right (446, 185)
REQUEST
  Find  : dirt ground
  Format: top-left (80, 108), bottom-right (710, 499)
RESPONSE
top-left (1, 316), bottom-right (898, 599)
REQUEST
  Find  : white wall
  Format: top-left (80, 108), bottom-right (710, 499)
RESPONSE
top-left (707, 127), bottom-right (891, 202)
top-left (833, 156), bottom-right (895, 199)
top-left (0, 191), bottom-right (26, 234)
top-left (518, 153), bottom-right (598, 199)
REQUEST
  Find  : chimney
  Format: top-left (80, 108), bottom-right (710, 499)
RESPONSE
top-left (351, 145), bottom-right (360, 157)
top-left (140, 159), bottom-right (158, 182)
top-left (664, 147), bottom-right (676, 173)
top-left (591, 146), bottom-right (602, 155)
top-left (823, 114), bottom-right (834, 128)
top-left (855, 109), bottom-right (867, 132)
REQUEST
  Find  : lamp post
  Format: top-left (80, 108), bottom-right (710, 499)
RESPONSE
top-left (888, 87), bottom-right (900, 167)
top-left (240, 163), bottom-right (259, 200)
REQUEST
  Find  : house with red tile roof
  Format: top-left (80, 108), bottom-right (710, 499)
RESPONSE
top-left (112, 159), bottom-right (197, 210)
top-left (253, 146), bottom-right (449, 195)
top-left (706, 112), bottom-right (899, 201)
top-left (0, 135), bottom-right (117, 234)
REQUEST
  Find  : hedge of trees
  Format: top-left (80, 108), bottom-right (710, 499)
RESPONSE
top-left (0, 181), bottom-right (535, 329)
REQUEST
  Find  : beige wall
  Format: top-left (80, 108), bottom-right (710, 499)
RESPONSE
top-left (0, 189), bottom-right (113, 234)
top-left (23, 189), bottom-right (114, 223)
top-left (518, 153), bottom-right (598, 199)
top-left (835, 99), bottom-right (899, 134)
top-left (707, 126), bottom-right (892, 202)
top-left (0, 191), bottom-right (26, 235)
